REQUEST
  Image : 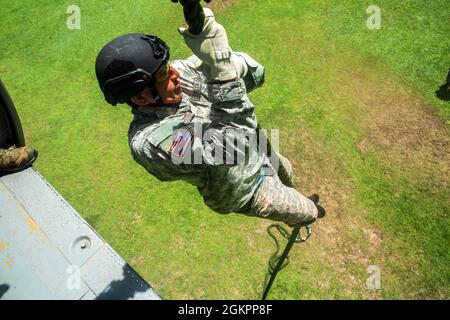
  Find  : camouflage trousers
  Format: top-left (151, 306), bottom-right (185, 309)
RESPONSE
top-left (238, 154), bottom-right (318, 227)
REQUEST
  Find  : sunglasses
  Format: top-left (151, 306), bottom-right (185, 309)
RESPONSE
top-left (104, 63), bottom-right (170, 105)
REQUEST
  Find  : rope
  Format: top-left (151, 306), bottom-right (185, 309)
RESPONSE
top-left (262, 224), bottom-right (312, 300)
top-left (255, 125), bottom-right (313, 299)
top-left (265, 224), bottom-right (294, 276)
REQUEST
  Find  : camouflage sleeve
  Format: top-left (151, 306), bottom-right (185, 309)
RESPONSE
top-left (208, 78), bottom-right (256, 130)
top-left (233, 52), bottom-right (266, 93)
top-left (128, 120), bottom-right (184, 181)
top-left (200, 78), bottom-right (259, 166)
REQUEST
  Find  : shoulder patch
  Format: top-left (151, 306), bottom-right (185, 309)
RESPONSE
top-left (168, 126), bottom-right (194, 158)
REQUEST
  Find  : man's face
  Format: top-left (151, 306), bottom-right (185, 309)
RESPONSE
top-left (131, 66), bottom-right (182, 107)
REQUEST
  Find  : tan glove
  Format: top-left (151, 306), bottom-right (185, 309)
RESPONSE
top-left (178, 8), bottom-right (238, 82)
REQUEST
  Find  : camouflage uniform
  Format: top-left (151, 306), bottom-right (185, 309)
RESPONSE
top-left (239, 156), bottom-right (318, 227)
top-left (128, 8), bottom-right (317, 227)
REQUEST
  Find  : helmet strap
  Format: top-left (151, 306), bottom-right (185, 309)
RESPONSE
top-left (149, 86), bottom-right (162, 104)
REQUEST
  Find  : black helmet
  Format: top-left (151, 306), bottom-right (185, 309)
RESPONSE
top-left (95, 33), bottom-right (170, 106)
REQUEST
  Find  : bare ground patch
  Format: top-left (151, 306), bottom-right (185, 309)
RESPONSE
top-left (335, 61), bottom-right (450, 197)
top-left (280, 125), bottom-right (384, 298)
top-left (206, 0), bottom-right (239, 12)
top-left (322, 56), bottom-right (450, 297)
top-left (276, 53), bottom-right (449, 298)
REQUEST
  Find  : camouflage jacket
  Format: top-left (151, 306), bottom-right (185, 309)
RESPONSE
top-left (128, 54), bottom-right (266, 213)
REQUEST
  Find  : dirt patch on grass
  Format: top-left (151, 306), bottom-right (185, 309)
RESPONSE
top-left (280, 125), bottom-right (384, 298)
top-left (277, 53), bottom-right (449, 298)
top-left (206, 0), bottom-right (239, 12)
top-left (336, 61), bottom-right (450, 194)
top-left (318, 55), bottom-right (450, 297)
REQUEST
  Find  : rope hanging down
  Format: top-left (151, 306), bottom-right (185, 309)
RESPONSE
top-left (257, 125), bottom-right (313, 300)
top-left (262, 224), bottom-right (312, 300)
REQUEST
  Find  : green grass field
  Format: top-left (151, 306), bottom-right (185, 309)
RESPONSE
top-left (1, 0), bottom-right (448, 299)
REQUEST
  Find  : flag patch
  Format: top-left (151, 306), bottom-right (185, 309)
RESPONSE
top-left (168, 127), bottom-right (194, 158)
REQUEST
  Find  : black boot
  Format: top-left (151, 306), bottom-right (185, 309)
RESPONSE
top-left (308, 194), bottom-right (320, 205)
top-left (316, 205), bottom-right (326, 219)
top-left (308, 194), bottom-right (326, 219)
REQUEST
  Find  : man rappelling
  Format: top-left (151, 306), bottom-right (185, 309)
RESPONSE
top-left (95, 0), bottom-right (325, 230)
